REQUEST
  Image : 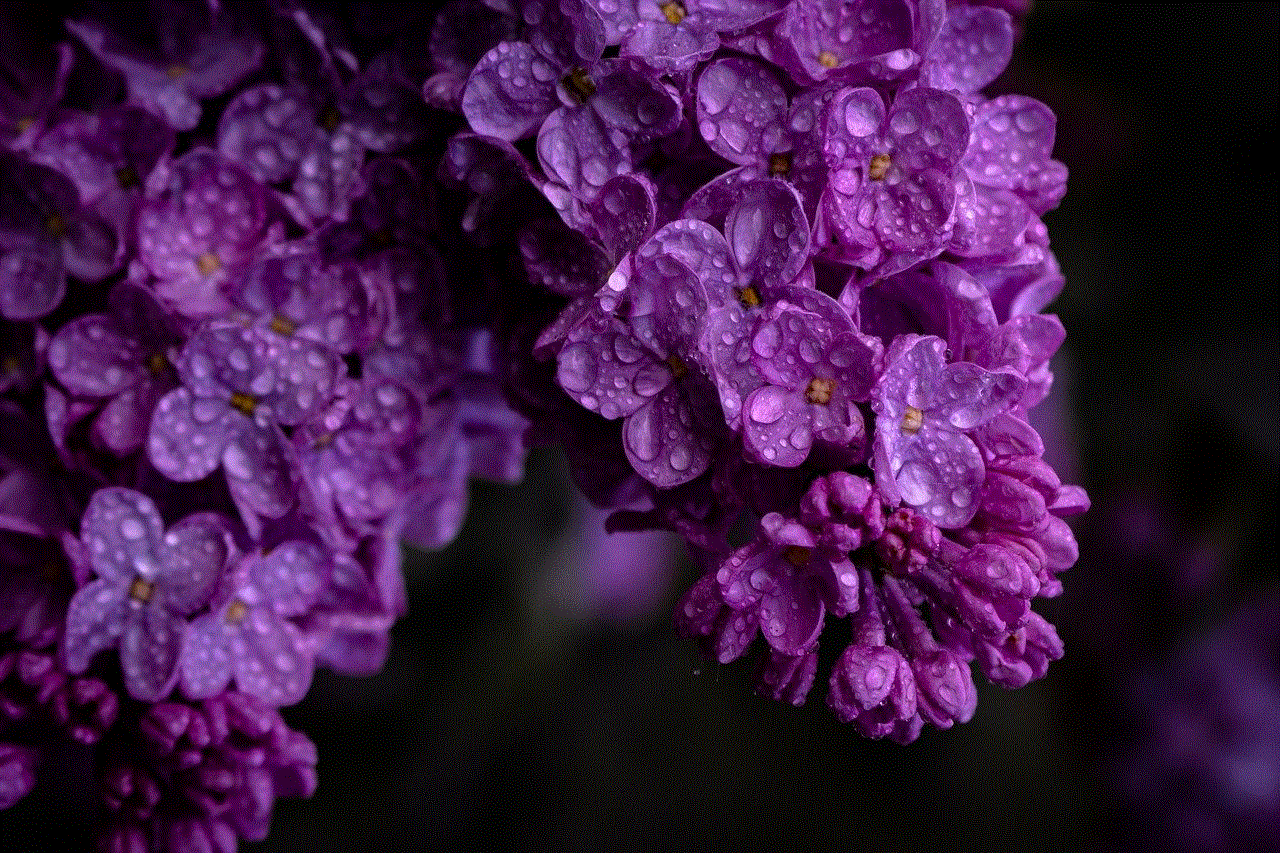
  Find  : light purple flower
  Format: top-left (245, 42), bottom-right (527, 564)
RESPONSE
top-left (180, 542), bottom-right (325, 707)
top-left (771, 0), bottom-right (945, 86)
top-left (0, 743), bottom-right (38, 809)
top-left (66, 4), bottom-right (264, 131)
top-left (743, 285), bottom-right (878, 466)
top-left (147, 322), bottom-right (342, 530)
top-left (871, 334), bottom-right (1024, 527)
top-left (1, 153), bottom-right (118, 320)
top-left (136, 149), bottom-right (276, 319)
top-left (45, 282), bottom-right (181, 455)
top-left (61, 488), bottom-right (231, 702)
top-left (820, 85), bottom-right (970, 266)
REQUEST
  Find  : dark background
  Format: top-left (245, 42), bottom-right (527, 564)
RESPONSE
top-left (4, 2), bottom-right (1277, 850)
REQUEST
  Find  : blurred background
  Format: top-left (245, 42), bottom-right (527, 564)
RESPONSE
top-left (3, 2), bottom-right (1276, 850)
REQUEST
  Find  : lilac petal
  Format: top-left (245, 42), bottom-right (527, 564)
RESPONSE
top-left (557, 318), bottom-right (664, 420)
top-left (757, 648), bottom-right (818, 706)
top-left (623, 384), bottom-right (712, 487)
top-left (680, 166), bottom-right (763, 231)
top-left (712, 606), bottom-right (760, 664)
top-left (699, 302), bottom-right (763, 425)
top-left (751, 304), bottom-right (847, 390)
top-left (921, 5), bottom-right (1013, 94)
top-left (759, 574), bottom-right (825, 655)
top-left (912, 648), bottom-right (977, 728)
top-left (591, 59), bottom-right (683, 141)
top-left (217, 84), bottom-right (318, 184)
top-left (526, 0), bottom-right (607, 69)
top-left (60, 214), bottom-right (118, 281)
top-left (519, 218), bottom-right (612, 295)
top-left (81, 487), bottom-right (165, 583)
top-left (934, 362), bottom-right (1024, 429)
top-left (179, 613), bottom-right (233, 700)
top-left (148, 388), bottom-right (233, 482)
top-left (1019, 158), bottom-right (1068, 215)
top-left (888, 87), bottom-right (970, 173)
top-left (621, 19), bottom-right (718, 73)
top-left (235, 613), bottom-right (314, 707)
top-left (259, 335), bottom-right (341, 426)
top-left (743, 385), bottom-right (812, 467)
top-left (725, 180), bottom-right (811, 290)
top-left (247, 542), bottom-right (325, 617)
top-left (62, 578), bottom-right (128, 673)
top-left (64, 20), bottom-right (198, 131)
top-left (630, 250), bottom-right (709, 354)
top-left (162, 512), bottom-right (232, 614)
top-left (47, 315), bottom-right (143, 398)
top-left (0, 242), bottom-right (63, 321)
top-left (585, 173), bottom-right (657, 260)
top-left (292, 127), bottom-right (365, 224)
top-left (120, 606), bottom-right (183, 701)
top-left (0, 744), bottom-right (38, 810)
top-left (538, 105), bottom-right (633, 203)
top-left (823, 86), bottom-right (886, 166)
top-left (222, 423), bottom-right (295, 522)
top-left (461, 42), bottom-right (560, 142)
top-left (875, 167), bottom-right (956, 252)
top-left (695, 57), bottom-right (788, 165)
top-left (885, 422), bottom-right (984, 528)
top-left (638, 219), bottom-right (737, 305)
top-left (967, 95), bottom-right (1056, 189)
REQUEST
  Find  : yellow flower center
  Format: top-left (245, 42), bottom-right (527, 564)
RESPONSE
top-left (805, 377), bottom-right (835, 405)
top-left (229, 392), bottom-right (257, 416)
top-left (767, 152), bottom-right (792, 177)
top-left (735, 285), bottom-right (761, 308)
top-left (659, 0), bottom-right (686, 24)
top-left (869, 153), bottom-right (892, 181)
top-left (900, 405), bottom-right (924, 434)
top-left (269, 314), bottom-right (297, 336)
top-left (818, 51), bottom-right (839, 69)
top-left (115, 165), bottom-right (140, 189)
top-left (129, 576), bottom-right (155, 603)
top-left (665, 353), bottom-right (689, 379)
top-left (563, 67), bottom-right (596, 104)
top-left (166, 64), bottom-right (188, 79)
top-left (195, 252), bottom-right (222, 276)
top-left (226, 599), bottom-right (249, 624)
top-left (784, 545), bottom-right (812, 566)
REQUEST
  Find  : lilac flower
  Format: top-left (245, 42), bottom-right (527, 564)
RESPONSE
top-left (820, 85), bottom-right (970, 267)
top-left (30, 106), bottom-right (176, 248)
top-left (180, 542), bottom-right (324, 707)
top-left (1, 152), bottom-right (118, 320)
top-left (100, 691), bottom-right (317, 850)
top-left (615, 0), bottom-right (789, 73)
top-left (691, 57), bottom-right (834, 216)
top-left (827, 576), bottom-right (922, 743)
top-left (871, 334), bottom-right (1023, 527)
top-left (147, 322), bottom-right (342, 530)
top-left (66, 4), bottom-right (264, 131)
top-left (0, 27), bottom-right (72, 151)
top-left (462, 0), bottom-right (681, 200)
top-left (0, 742), bottom-right (37, 809)
top-left (135, 149), bottom-right (277, 319)
top-left (45, 282), bottom-right (181, 455)
top-left (61, 488), bottom-right (231, 702)
top-left (918, 3), bottom-right (1013, 94)
top-left (743, 286), bottom-right (879, 466)
top-left (770, 0), bottom-right (946, 86)
top-left (554, 248), bottom-right (721, 487)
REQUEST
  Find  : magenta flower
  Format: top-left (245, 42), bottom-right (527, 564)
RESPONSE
top-left (61, 488), bottom-right (232, 702)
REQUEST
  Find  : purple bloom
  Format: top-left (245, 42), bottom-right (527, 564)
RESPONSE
top-left (147, 322), bottom-right (342, 530)
top-left (692, 57), bottom-right (834, 216)
top-left (61, 488), bottom-right (231, 701)
top-left (0, 742), bottom-right (37, 809)
top-left (918, 3), bottom-right (1013, 94)
top-left (135, 149), bottom-right (277, 319)
top-left (820, 85), bottom-right (970, 266)
top-left (424, 0), bottom-right (520, 109)
top-left (0, 26), bottom-right (73, 151)
top-left (45, 282), bottom-right (181, 455)
top-left (770, 0), bottom-right (945, 86)
top-left (1, 152), bottom-right (118, 320)
top-left (66, 4), bottom-right (264, 131)
top-left (871, 334), bottom-right (1023, 527)
top-left (30, 106), bottom-right (176, 248)
top-left (180, 542), bottom-right (324, 707)
top-left (742, 285), bottom-right (878, 467)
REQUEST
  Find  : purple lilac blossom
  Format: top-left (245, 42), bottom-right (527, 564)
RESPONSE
top-left (0, 0), bottom-right (1084, 844)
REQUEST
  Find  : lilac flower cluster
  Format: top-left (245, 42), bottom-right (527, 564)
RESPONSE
top-left (447, 0), bottom-right (1084, 742)
top-left (2, 0), bottom-right (1084, 846)
top-left (2, 3), bottom-right (525, 848)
